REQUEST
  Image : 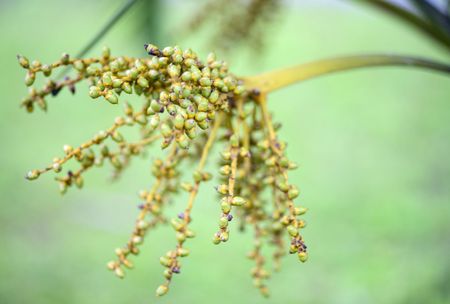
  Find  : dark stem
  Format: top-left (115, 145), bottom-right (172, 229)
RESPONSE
top-left (57, 0), bottom-right (140, 79)
top-left (357, 0), bottom-right (450, 52)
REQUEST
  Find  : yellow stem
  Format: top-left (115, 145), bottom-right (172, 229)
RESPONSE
top-left (243, 54), bottom-right (450, 94)
top-left (185, 113), bottom-right (223, 216)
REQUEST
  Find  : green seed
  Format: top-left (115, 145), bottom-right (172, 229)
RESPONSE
top-left (195, 112), bottom-right (207, 122)
top-left (288, 187), bottom-right (299, 200)
top-left (174, 114), bottom-right (185, 130)
top-left (199, 77), bottom-right (211, 87)
top-left (294, 207), bottom-right (308, 216)
top-left (105, 92), bottom-right (118, 104)
top-left (181, 71), bottom-right (192, 81)
top-left (137, 76), bottom-right (149, 88)
top-left (186, 128), bottom-right (197, 140)
top-left (216, 184), bottom-right (228, 195)
top-left (17, 55), bottom-right (30, 68)
top-left (160, 123), bottom-right (172, 138)
top-left (150, 99), bottom-right (162, 112)
top-left (219, 165), bottom-right (231, 176)
top-left (231, 196), bottom-right (246, 206)
top-left (298, 252), bottom-right (308, 263)
top-left (178, 248), bottom-right (190, 257)
top-left (112, 131), bottom-right (124, 142)
top-left (209, 90), bottom-right (219, 103)
top-left (219, 217), bottom-right (228, 228)
top-left (122, 82), bottom-right (132, 94)
top-left (287, 225), bottom-right (298, 237)
top-left (89, 86), bottom-right (101, 99)
top-left (26, 170), bottom-right (40, 180)
top-left (24, 71), bottom-right (35, 86)
top-left (221, 201), bottom-right (231, 213)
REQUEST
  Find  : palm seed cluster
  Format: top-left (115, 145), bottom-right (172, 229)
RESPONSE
top-left (184, 0), bottom-right (280, 51)
top-left (19, 43), bottom-right (308, 297)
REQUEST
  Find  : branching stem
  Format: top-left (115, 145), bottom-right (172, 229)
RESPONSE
top-left (244, 54), bottom-right (450, 94)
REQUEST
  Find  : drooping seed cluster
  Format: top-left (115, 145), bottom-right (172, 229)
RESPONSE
top-left (183, 0), bottom-right (281, 52)
top-left (19, 43), bottom-right (307, 298)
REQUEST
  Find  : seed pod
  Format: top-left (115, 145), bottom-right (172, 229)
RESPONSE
top-left (171, 218), bottom-right (184, 231)
top-left (163, 269), bottom-right (172, 279)
top-left (212, 234), bottom-right (221, 244)
top-left (132, 235), bottom-right (143, 244)
top-left (24, 71), bottom-right (35, 86)
top-left (137, 76), bottom-right (149, 88)
top-left (105, 92), bottom-right (118, 104)
top-left (294, 207), bottom-right (308, 216)
top-left (186, 128), bottom-right (197, 140)
top-left (60, 53), bottom-right (70, 64)
top-left (298, 219), bottom-right (307, 228)
top-left (221, 200), bottom-right (231, 213)
top-left (181, 182), bottom-right (193, 192)
top-left (178, 248), bottom-right (190, 257)
top-left (193, 170), bottom-right (203, 183)
top-left (219, 217), bottom-right (228, 229)
top-left (197, 120), bottom-right (209, 130)
top-left (112, 131), bottom-right (124, 142)
top-left (174, 114), bottom-right (185, 130)
top-left (221, 151), bottom-right (231, 161)
top-left (17, 55), bottom-right (30, 68)
top-left (114, 267), bottom-right (124, 278)
top-left (298, 252), bottom-right (308, 263)
top-left (199, 77), bottom-right (211, 87)
top-left (276, 180), bottom-right (289, 192)
top-left (122, 82), bottom-right (132, 94)
top-left (219, 165), bottom-right (231, 176)
top-left (230, 135), bottom-right (239, 147)
top-left (102, 73), bottom-right (113, 86)
top-left (168, 64), bottom-right (181, 78)
top-left (220, 231), bottom-right (229, 242)
top-left (26, 170), bottom-right (40, 180)
top-left (209, 90), bottom-right (219, 104)
top-left (161, 138), bottom-right (171, 149)
top-left (149, 114), bottom-right (160, 129)
top-left (102, 46), bottom-right (111, 58)
top-left (159, 256), bottom-right (171, 267)
top-left (194, 112), bottom-right (207, 122)
top-left (181, 71), bottom-right (192, 81)
top-left (160, 123), bottom-right (172, 138)
top-left (216, 184), bottom-right (228, 195)
top-left (41, 64), bottom-right (52, 76)
top-left (231, 196), bottom-right (247, 206)
top-left (288, 187), bottom-right (299, 200)
top-left (287, 225), bottom-right (298, 237)
top-left (89, 86), bottom-right (101, 99)
top-left (63, 145), bottom-right (73, 155)
top-left (176, 232), bottom-right (186, 243)
top-left (176, 134), bottom-right (189, 149)
top-left (185, 229), bottom-right (196, 238)
top-left (137, 220), bottom-right (148, 229)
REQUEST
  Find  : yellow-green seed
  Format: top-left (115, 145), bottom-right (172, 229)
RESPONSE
top-left (298, 252), bottom-right (308, 263)
top-left (26, 170), bottom-right (40, 180)
top-left (156, 285), bottom-right (169, 297)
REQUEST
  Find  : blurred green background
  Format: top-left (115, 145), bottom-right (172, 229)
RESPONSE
top-left (1, 0), bottom-right (449, 303)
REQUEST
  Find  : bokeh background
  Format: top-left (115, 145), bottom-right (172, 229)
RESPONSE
top-left (1, 0), bottom-right (449, 303)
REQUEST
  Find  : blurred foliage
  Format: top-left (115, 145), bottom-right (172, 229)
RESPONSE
top-left (1, 0), bottom-right (449, 303)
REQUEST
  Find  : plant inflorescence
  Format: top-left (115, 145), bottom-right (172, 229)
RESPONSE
top-left (18, 43), bottom-right (308, 297)
top-left (183, 0), bottom-right (280, 52)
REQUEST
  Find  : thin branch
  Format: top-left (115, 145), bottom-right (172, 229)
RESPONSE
top-left (243, 54), bottom-right (450, 93)
top-left (410, 0), bottom-right (450, 38)
top-left (58, 0), bottom-right (140, 79)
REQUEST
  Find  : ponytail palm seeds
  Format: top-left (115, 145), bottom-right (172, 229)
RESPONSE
top-left (18, 43), bottom-right (308, 297)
